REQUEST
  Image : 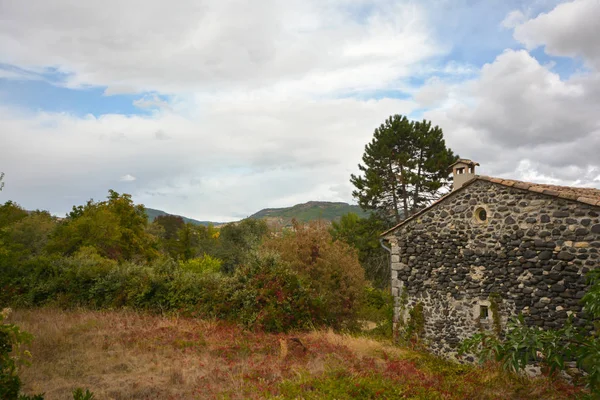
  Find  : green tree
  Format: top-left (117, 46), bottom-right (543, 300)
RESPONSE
top-left (217, 219), bottom-right (269, 273)
top-left (0, 202), bottom-right (28, 230)
top-left (152, 215), bottom-right (185, 258)
top-left (177, 223), bottom-right (199, 261)
top-left (47, 191), bottom-right (158, 261)
top-left (154, 215), bottom-right (185, 240)
top-left (330, 213), bottom-right (389, 287)
top-left (6, 211), bottom-right (56, 257)
top-left (350, 115), bottom-right (457, 223)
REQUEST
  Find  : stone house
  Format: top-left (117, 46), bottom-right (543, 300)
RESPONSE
top-left (380, 159), bottom-right (600, 357)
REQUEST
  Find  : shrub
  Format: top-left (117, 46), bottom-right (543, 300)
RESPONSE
top-left (179, 254), bottom-right (222, 275)
top-left (357, 285), bottom-right (394, 337)
top-left (262, 220), bottom-right (366, 329)
top-left (219, 251), bottom-right (314, 332)
top-left (0, 308), bottom-right (43, 400)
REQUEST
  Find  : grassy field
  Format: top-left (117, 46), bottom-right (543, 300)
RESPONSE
top-left (9, 308), bottom-right (583, 399)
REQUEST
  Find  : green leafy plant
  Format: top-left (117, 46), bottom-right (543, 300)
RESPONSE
top-left (0, 307), bottom-right (42, 400)
top-left (179, 254), bottom-right (222, 275)
top-left (459, 269), bottom-right (600, 394)
top-left (402, 302), bottom-right (425, 348)
top-left (72, 388), bottom-right (94, 400)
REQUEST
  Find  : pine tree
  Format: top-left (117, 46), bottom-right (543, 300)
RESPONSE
top-left (351, 115), bottom-right (457, 224)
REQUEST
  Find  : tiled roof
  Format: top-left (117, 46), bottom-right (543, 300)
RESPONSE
top-left (477, 176), bottom-right (600, 205)
top-left (380, 175), bottom-right (600, 237)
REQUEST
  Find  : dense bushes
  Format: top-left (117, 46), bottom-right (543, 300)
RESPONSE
top-left (219, 251), bottom-right (315, 331)
top-left (263, 220), bottom-right (366, 329)
top-left (0, 220), bottom-right (368, 333)
top-left (0, 249), bottom-right (217, 314)
top-left (0, 190), bottom-right (377, 334)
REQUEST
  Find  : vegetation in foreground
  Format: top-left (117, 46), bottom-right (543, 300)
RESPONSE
top-left (7, 308), bottom-right (583, 400)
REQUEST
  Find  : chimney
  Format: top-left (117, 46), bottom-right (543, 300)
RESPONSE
top-left (449, 159), bottom-right (479, 191)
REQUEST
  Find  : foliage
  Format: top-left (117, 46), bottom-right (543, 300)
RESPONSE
top-left (0, 190), bottom-right (368, 335)
top-left (403, 302), bottom-right (425, 347)
top-left (72, 388), bottom-right (94, 400)
top-left (357, 285), bottom-right (394, 338)
top-left (0, 308), bottom-right (35, 400)
top-left (350, 114), bottom-right (457, 223)
top-left (216, 218), bottom-right (269, 273)
top-left (0, 202), bottom-right (29, 230)
top-left (459, 269), bottom-right (600, 394)
top-left (153, 215), bottom-right (185, 257)
top-left (0, 220), bottom-right (366, 333)
top-left (262, 220), bottom-right (366, 329)
top-left (179, 254), bottom-right (222, 275)
top-left (488, 293), bottom-right (503, 337)
top-left (219, 251), bottom-right (315, 332)
top-left (47, 191), bottom-right (158, 261)
top-left (5, 212), bottom-right (56, 259)
top-left (330, 212), bottom-right (390, 287)
top-left (277, 371), bottom-right (408, 399)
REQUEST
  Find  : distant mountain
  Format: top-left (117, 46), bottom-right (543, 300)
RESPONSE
top-left (248, 201), bottom-right (370, 227)
top-left (144, 208), bottom-right (221, 226)
top-left (144, 201), bottom-right (370, 228)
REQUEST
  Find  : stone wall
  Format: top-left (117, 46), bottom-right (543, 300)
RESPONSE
top-left (385, 179), bottom-right (600, 357)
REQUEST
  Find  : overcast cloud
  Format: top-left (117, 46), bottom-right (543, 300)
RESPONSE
top-left (0, 0), bottom-right (599, 220)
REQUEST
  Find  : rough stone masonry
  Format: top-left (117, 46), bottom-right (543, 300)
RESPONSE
top-left (382, 176), bottom-right (600, 359)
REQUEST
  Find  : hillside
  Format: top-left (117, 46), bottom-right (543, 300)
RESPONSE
top-left (249, 201), bottom-right (369, 226)
top-left (145, 201), bottom-right (369, 228)
top-left (144, 207), bottom-right (220, 226)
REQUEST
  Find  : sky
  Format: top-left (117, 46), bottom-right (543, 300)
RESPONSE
top-left (0, 0), bottom-right (599, 221)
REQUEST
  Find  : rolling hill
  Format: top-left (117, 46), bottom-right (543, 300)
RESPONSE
top-left (248, 201), bottom-right (370, 226)
top-left (144, 201), bottom-right (369, 228)
top-left (144, 208), bottom-right (221, 226)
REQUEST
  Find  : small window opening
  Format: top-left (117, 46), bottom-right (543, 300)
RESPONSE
top-left (479, 305), bottom-right (489, 320)
top-left (468, 166), bottom-right (474, 173)
top-left (475, 208), bottom-right (487, 222)
top-left (456, 167), bottom-right (465, 175)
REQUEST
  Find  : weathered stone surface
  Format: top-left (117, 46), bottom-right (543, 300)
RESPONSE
top-left (387, 179), bottom-right (600, 359)
top-left (557, 251), bottom-right (576, 261)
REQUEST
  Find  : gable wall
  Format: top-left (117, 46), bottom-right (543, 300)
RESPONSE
top-left (385, 179), bottom-right (600, 357)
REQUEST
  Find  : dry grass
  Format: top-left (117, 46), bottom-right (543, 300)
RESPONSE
top-left (7, 308), bottom-right (584, 399)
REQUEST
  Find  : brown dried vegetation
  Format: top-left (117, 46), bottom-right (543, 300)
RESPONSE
top-left (10, 308), bottom-right (582, 399)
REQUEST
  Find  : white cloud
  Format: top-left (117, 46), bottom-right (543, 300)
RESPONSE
top-left (0, 96), bottom-right (417, 220)
top-left (424, 49), bottom-right (600, 187)
top-left (120, 174), bottom-right (137, 182)
top-left (501, 10), bottom-right (526, 29)
top-left (0, 0), bottom-right (439, 96)
top-left (414, 0), bottom-right (600, 190)
top-left (512, 0), bottom-right (600, 68)
top-left (133, 95), bottom-right (172, 111)
top-left (414, 77), bottom-right (449, 108)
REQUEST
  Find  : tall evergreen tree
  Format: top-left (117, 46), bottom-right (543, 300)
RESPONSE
top-left (351, 115), bottom-right (457, 224)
